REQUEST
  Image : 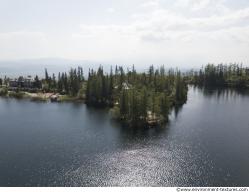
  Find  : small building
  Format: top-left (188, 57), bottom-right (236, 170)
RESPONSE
top-left (8, 76), bottom-right (37, 89)
top-left (114, 82), bottom-right (131, 90)
top-left (122, 82), bottom-right (130, 90)
top-left (9, 80), bottom-right (18, 88)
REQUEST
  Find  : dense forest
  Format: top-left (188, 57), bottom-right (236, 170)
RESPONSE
top-left (43, 67), bottom-right (85, 96)
top-left (3, 63), bottom-right (249, 127)
top-left (0, 67), bottom-right (84, 94)
top-left (1, 63), bottom-right (249, 128)
top-left (188, 63), bottom-right (249, 88)
top-left (86, 65), bottom-right (188, 127)
top-left (0, 67), bottom-right (85, 100)
top-left (0, 65), bottom-right (188, 127)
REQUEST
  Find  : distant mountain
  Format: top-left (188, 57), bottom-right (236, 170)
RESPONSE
top-left (0, 57), bottom-right (197, 78)
top-left (0, 58), bottom-right (111, 78)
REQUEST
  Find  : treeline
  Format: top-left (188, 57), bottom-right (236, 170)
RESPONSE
top-left (43, 67), bottom-right (84, 96)
top-left (1, 64), bottom-right (188, 127)
top-left (188, 63), bottom-right (249, 88)
top-left (0, 76), bottom-right (9, 87)
top-left (0, 67), bottom-right (85, 97)
top-left (86, 66), bottom-right (113, 106)
top-left (86, 65), bottom-right (188, 127)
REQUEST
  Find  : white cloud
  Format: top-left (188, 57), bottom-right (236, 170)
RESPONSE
top-left (69, 0), bottom-right (249, 65)
top-left (174, 0), bottom-right (229, 13)
top-left (0, 0), bottom-right (249, 66)
top-left (141, 0), bottom-right (160, 8)
top-left (106, 7), bottom-right (116, 13)
top-left (73, 2), bottom-right (249, 43)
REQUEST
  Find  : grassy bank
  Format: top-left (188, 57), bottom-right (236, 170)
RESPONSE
top-left (0, 88), bottom-right (85, 103)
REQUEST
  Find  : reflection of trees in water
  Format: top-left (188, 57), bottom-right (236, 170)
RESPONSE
top-left (85, 99), bottom-right (186, 144)
top-left (109, 117), bottom-right (170, 144)
top-left (193, 85), bottom-right (249, 101)
top-left (71, 102), bottom-right (84, 108)
top-left (172, 105), bottom-right (183, 119)
top-left (108, 100), bottom-right (185, 144)
top-left (85, 105), bottom-right (111, 124)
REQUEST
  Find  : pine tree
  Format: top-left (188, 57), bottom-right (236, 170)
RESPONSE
top-left (160, 94), bottom-right (169, 121)
top-left (140, 87), bottom-right (148, 120)
top-left (120, 89), bottom-right (128, 119)
top-left (45, 68), bottom-right (49, 82)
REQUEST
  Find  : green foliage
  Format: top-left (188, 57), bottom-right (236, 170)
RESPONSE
top-left (120, 89), bottom-right (129, 119)
top-left (0, 64), bottom-right (188, 128)
top-left (189, 63), bottom-right (249, 88)
top-left (0, 87), bottom-right (8, 96)
top-left (34, 75), bottom-right (42, 89)
top-left (86, 66), bottom-right (113, 106)
top-left (8, 91), bottom-right (26, 99)
top-left (160, 93), bottom-right (170, 121)
top-left (44, 67), bottom-right (84, 96)
top-left (174, 71), bottom-right (188, 105)
top-left (86, 65), bottom-right (188, 127)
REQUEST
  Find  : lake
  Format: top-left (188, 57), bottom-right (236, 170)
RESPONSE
top-left (0, 86), bottom-right (248, 187)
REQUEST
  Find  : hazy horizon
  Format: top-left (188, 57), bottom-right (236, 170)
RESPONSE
top-left (0, 57), bottom-right (196, 78)
top-left (0, 57), bottom-right (248, 78)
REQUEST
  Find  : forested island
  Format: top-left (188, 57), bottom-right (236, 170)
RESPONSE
top-left (0, 63), bottom-right (249, 127)
top-left (86, 65), bottom-right (187, 127)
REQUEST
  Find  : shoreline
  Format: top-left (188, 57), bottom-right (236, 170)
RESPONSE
top-left (0, 88), bottom-right (85, 103)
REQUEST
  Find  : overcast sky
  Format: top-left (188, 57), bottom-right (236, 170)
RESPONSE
top-left (0, 0), bottom-right (249, 67)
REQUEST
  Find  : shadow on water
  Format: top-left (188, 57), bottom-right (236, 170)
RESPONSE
top-left (105, 102), bottom-right (186, 145)
top-left (109, 118), bottom-right (171, 144)
top-left (172, 105), bottom-right (183, 120)
top-left (192, 85), bottom-right (249, 99)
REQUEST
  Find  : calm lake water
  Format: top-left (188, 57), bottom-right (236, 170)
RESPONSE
top-left (0, 86), bottom-right (248, 187)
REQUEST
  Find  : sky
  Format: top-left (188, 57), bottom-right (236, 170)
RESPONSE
top-left (0, 0), bottom-right (249, 68)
